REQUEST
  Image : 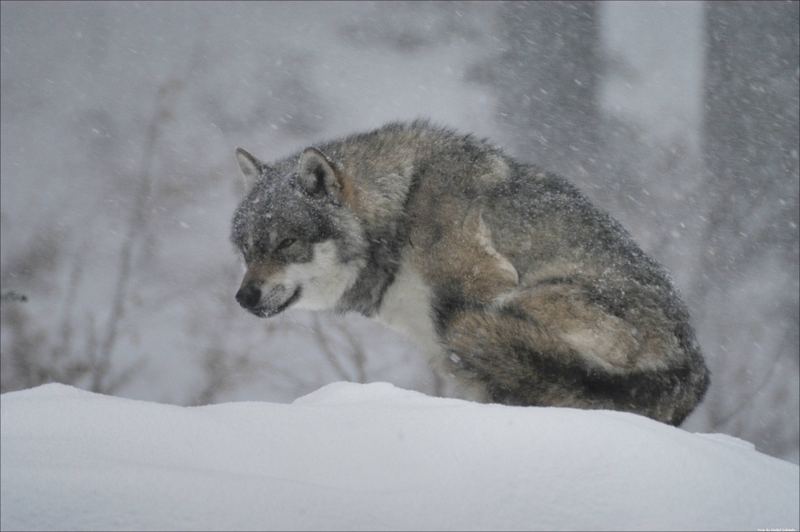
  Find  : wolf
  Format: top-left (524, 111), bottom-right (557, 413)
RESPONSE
top-left (230, 120), bottom-right (709, 425)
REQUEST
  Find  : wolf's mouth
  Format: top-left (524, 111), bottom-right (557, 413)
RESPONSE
top-left (255, 287), bottom-right (301, 318)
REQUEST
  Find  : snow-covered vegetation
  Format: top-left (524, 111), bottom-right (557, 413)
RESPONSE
top-left (2, 382), bottom-right (797, 531)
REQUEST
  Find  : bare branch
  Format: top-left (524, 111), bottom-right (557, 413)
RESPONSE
top-left (310, 314), bottom-right (353, 381)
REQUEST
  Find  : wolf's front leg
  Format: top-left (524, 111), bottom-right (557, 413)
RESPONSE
top-left (424, 346), bottom-right (491, 403)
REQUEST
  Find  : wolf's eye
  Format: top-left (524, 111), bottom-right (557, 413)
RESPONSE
top-left (276, 238), bottom-right (296, 251)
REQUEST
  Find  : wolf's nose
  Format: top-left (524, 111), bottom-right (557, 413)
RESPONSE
top-left (235, 284), bottom-right (261, 309)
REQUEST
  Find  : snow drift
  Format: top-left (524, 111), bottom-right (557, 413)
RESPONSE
top-left (1, 382), bottom-right (797, 531)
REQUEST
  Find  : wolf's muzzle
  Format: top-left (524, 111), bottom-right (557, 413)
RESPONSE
top-left (236, 282), bottom-right (301, 317)
top-left (235, 283), bottom-right (262, 310)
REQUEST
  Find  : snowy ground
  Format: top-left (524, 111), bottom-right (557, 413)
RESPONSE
top-left (1, 383), bottom-right (797, 531)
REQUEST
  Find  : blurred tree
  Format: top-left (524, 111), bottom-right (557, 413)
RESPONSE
top-left (487, 1), bottom-right (602, 181)
top-left (699, 0), bottom-right (799, 297)
top-left (471, 2), bottom-right (659, 233)
top-left (697, 0), bottom-right (799, 458)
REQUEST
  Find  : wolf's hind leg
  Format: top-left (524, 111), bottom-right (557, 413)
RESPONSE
top-left (441, 283), bottom-right (650, 408)
top-left (449, 282), bottom-right (643, 374)
top-left (440, 298), bottom-right (594, 408)
top-left (506, 282), bottom-right (646, 371)
top-left (439, 282), bottom-right (703, 423)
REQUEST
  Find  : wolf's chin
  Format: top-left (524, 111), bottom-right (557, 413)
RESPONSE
top-left (255, 287), bottom-right (302, 318)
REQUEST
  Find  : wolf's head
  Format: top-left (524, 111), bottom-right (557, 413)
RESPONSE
top-left (230, 147), bottom-right (366, 318)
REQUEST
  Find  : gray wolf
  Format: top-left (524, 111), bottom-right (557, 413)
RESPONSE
top-left (230, 120), bottom-right (709, 425)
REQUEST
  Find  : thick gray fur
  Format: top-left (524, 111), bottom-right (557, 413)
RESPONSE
top-left (231, 119), bottom-right (709, 425)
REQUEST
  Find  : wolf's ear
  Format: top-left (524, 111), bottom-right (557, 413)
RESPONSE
top-left (235, 147), bottom-right (268, 188)
top-left (297, 147), bottom-right (350, 204)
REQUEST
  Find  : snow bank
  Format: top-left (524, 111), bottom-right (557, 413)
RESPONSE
top-left (1, 383), bottom-right (797, 531)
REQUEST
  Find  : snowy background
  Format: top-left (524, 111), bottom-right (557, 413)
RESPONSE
top-left (1, 0), bottom-right (798, 467)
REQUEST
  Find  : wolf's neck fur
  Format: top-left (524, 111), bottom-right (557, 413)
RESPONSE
top-left (334, 171), bottom-right (421, 317)
top-left (326, 123), bottom-right (437, 317)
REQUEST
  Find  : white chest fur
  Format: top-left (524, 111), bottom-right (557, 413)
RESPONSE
top-left (377, 260), bottom-right (491, 403)
top-left (376, 261), bottom-right (440, 355)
